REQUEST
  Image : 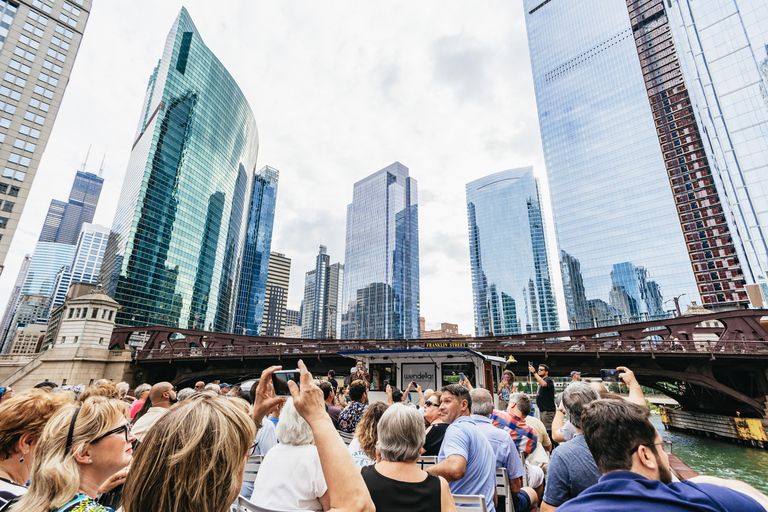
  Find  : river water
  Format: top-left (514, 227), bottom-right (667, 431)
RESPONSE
top-left (651, 416), bottom-right (768, 494)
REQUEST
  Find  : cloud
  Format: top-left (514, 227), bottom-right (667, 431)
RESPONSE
top-left (431, 34), bottom-right (493, 102)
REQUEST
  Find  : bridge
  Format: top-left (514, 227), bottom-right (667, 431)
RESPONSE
top-left (112, 308), bottom-right (768, 418)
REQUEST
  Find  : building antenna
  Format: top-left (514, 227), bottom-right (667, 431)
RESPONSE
top-left (98, 150), bottom-right (107, 178)
top-left (81, 144), bottom-right (92, 173)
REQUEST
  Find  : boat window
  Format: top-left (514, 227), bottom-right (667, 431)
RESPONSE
top-left (369, 363), bottom-right (396, 391)
top-left (441, 362), bottom-right (475, 388)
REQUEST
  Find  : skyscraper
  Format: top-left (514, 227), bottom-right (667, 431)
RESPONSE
top-left (466, 167), bottom-right (559, 336)
top-left (49, 223), bottom-right (109, 308)
top-left (232, 166), bottom-right (278, 335)
top-left (523, 0), bottom-right (768, 328)
top-left (99, 9), bottom-right (260, 331)
top-left (0, 292), bottom-right (47, 353)
top-left (39, 170), bottom-right (103, 245)
top-left (341, 162), bottom-right (420, 340)
top-left (261, 252), bottom-right (291, 337)
top-left (0, 253), bottom-right (30, 341)
top-left (301, 245), bottom-right (343, 340)
top-left (0, 0), bottom-right (92, 274)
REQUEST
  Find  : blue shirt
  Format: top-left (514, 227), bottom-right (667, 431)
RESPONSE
top-left (471, 414), bottom-right (525, 480)
top-left (558, 472), bottom-right (764, 512)
top-left (543, 434), bottom-right (602, 507)
top-left (439, 415), bottom-right (497, 512)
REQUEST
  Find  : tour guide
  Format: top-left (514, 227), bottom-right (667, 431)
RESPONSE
top-left (528, 363), bottom-right (556, 434)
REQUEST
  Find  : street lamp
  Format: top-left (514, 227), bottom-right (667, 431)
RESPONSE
top-left (664, 293), bottom-right (686, 317)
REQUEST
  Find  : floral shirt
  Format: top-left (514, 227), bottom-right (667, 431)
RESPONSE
top-left (52, 494), bottom-right (113, 512)
top-left (337, 401), bottom-right (367, 433)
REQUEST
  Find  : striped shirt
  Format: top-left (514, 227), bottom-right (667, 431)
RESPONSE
top-left (490, 409), bottom-right (538, 455)
top-left (0, 477), bottom-right (26, 509)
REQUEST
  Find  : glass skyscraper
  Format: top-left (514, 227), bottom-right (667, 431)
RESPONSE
top-left (231, 166), bottom-right (278, 335)
top-left (39, 170), bottom-right (103, 245)
top-left (49, 223), bottom-right (109, 309)
top-left (466, 167), bottom-right (559, 336)
top-left (523, 0), bottom-right (768, 329)
top-left (341, 162), bottom-right (420, 340)
top-left (100, 9), bottom-right (260, 331)
top-left (301, 245), bottom-right (343, 340)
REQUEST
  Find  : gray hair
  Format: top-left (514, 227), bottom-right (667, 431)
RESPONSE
top-left (469, 389), bottom-right (494, 416)
top-left (562, 381), bottom-right (600, 428)
top-left (509, 392), bottom-right (532, 416)
top-left (117, 382), bottom-right (130, 396)
top-left (377, 403), bottom-right (425, 462)
top-left (276, 398), bottom-right (314, 446)
top-left (204, 383), bottom-right (220, 394)
top-left (134, 383), bottom-right (151, 399)
top-left (176, 387), bottom-right (196, 402)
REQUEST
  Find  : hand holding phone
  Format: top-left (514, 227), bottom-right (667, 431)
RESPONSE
top-left (271, 369), bottom-right (301, 396)
top-left (600, 369), bottom-right (621, 382)
top-left (459, 372), bottom-right (466, 383)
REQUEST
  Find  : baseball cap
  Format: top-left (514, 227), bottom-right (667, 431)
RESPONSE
top-left (570, 371), bottom-right (581, 377)
top-left (219, 382), bottom-right (232, 389)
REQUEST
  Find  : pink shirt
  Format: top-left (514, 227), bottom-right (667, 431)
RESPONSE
top-left (129, 400), bottom-right (144, 419)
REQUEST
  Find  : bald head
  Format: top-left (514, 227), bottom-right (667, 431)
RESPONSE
top-left (149, 382), bottom-right (176, 408)
top-left (194, 381), bottom-right (205, 391)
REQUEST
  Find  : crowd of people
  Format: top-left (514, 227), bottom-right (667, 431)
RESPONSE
top-left (0, 360), bottom-right (766, 512)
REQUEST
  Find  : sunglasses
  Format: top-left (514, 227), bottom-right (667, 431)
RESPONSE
top-left (425, 401), bottom-right (438, 408)
top-left (92, 423), bottom-right (133, 444)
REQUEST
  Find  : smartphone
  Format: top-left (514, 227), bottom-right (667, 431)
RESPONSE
top-left (459, 372), bottom-right (466, 382)
top-left (271, 369), bottom-right (301, 396)
top-left (601, 369), bottom-right (621, 382)
top-left (528, 361), bottom-right (533, 368)
top-left (502, 375), bottom-right (508, 383)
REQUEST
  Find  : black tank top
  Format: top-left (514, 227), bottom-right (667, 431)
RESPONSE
top-left (361, 464), bottom-right (441, 512)
top-left (423, 422), bottom-right (449, 456)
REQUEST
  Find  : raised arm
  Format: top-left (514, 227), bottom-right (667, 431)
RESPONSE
top-left (289, 360), bottom-right (375, 512)
top-left (529, 365), bottom-right (547, 386)
top-left (617, 366), bottom-right (647, 408)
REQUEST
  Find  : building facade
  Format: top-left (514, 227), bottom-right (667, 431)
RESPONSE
top-left (341, 162), bottom-right (420, 340)
top-left (0, 253), bottom-right (30, 341)
top-left (466, 167), bottom-right (559, 336)
top-left (261, 252), bottom-right (290, 337)
top-left (231, 166), bottom-right (278, 335)
top-left (7, 323), bottom-right (45, 354)
top-left (301, 245), bottom-right (343, 340)
top-left (49, 222), bottom-right (108, 308)
top-left (522, 0), bottom-right (768, 329)
top-left (39, 170), bottom-right (103, 245)
top-left (99, 9), bottom-right (260, 332)
top-left (0, 0), bottom-right (92, 274)
top-left (0, 292), bottom-right (47, 353)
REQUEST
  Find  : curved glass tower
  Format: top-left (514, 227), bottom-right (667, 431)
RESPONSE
top-left (467, 168), bottom-right (559, 336)
top-left (100, 9), bottom-right (259, 330)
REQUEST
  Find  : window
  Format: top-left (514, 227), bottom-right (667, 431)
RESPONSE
top-left (8, 186), bottom-right (19, 197)
top-left (74, 336), bottom-right (79, 344)
top-left (0, 118), bottom-right (9, 129)
top-left (61, 336), bottom-right (66, 343)
top-left (0, 184), bottom-right (7, 194)
top-left (91, 308), bottom-right (98, 318)
top-left (108, 311), bottom-right (113, 321)
top-left (101, 310), bottom-right (106, 319)
top-left (0, 217), bottom-right (7, 229)
top-left (441, 361), bottom-right (476, 388)
top-left (68, 308), bottom-right (74, 319)
top-left (99, 337), bottom-right (104, 345)
top-left (2, 201), bottom-right (13, 212)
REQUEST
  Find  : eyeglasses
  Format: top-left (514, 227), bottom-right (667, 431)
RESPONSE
top-left (92, 423), bottom-right (133, 444)
top-left (630, 440), bottom-right (672, 455)
top-left (425, 401), bottom-right (437, 408)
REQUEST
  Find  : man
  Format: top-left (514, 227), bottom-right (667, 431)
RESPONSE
top-left (471, 389), bottom-right (537, 512)
top-left (194, 381), bottom-right (205, 392)
top-left (491, 392), bottom-right (539, 456)
top-left (319, 381), bottom-right (341, 429)
top-left (426, 384), bottom-right (497, 512)
top-left (327, 370), bottom-right (338, 393)
top-left (559, 399), bottom-right (768, 512)
top-left (337, 379), bottom-right (369, 433)
top-left (219, 382), bottom-right (232, 395)
top-left (528, 363), bottom-right (556, 434)
top-left (349, 360), bottom-right (371, 384)
top-left (133, 382), bottom-right (177, 441)
top-left (570, 371), bottom-right (581, 382)
top-left (541, 382), bottom-right (602, 512)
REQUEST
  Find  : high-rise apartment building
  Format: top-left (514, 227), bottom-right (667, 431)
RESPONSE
top-left (0, 0), bottom-right (92, 274)
top-left (301, 245), bottom-right (343, 340)
top-left (49, 222), bottom-right (108, 308)
top-left (261, 252), bottom-right (290, 337)
top-left (466, 167), bottom-right (559, 336)
top-left (341, 162), bottom-right (420, 340)
top-left (232, 166), bottom-right (278, 335)
top-left (39, 170), bottom-right (103, 244)
top-left (523, 0), bottom-right (768, 329)
top-left (100, 9), bottom-right (260, 331)
top-left (285, 308), bottom-right (300, 327)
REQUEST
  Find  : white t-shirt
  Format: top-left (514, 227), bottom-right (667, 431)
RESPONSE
top-left (250, 443), bottom-right (328, 511)
top-left (348, 438), bottom-right (375, 468)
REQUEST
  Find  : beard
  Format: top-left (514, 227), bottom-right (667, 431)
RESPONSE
top-left (654, 447), bottom-right (673, 484)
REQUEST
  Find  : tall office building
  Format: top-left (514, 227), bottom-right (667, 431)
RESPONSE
top-left (0, 292), bottom-right (47, 353)
top-left (341, 162), bottom-right (420, 340)
top-left (523, 0), bottom-right (768, 329)
top-left (231, 166), bottom-right (278, 335)
top-left (466, 167), bottom-right (559, 336)
top-left (0, 253), bottom-right (30, 340)
top-left (0, 0), bottom-right (92, 274)
top-left (49, 222), bottom-right (108, 308)
top-left (100, 9), bottom-right (260, 331)
top-left (39, 170), bottom-right (103, 244)
top-left (301, 245), bottom-right (343, 340)
top-left (261, 251), bottom-right (290, 337)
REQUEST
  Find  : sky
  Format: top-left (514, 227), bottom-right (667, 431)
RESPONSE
top-left (0, 1), bottom-right (554, 335)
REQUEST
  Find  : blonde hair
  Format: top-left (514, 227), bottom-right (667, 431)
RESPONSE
top-left (355, 401), bottom-right (388, 460)
top-left (13, 397), bottom-right (127, 512)
top-left (0, 389), bottom-right (73, 460)
top-left (78, 380), bottom-right (121, 403)
top-left (122, 394), bottom-right (256, 512)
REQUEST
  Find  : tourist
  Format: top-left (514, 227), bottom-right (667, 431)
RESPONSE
top-left (194, 381), bottom-right (205, 392)
top-left (128, 384), bottom-right (150, 419)
top-left (491, 393), bottom-right (539, 455)
top-left (349, 401), bottom-right (388, 468)
top-left (219, 383), bottom-right (232, 395)
top-left (527, 363), bottom-right (556, 435)
top-left (12, 396), bottom-right (134, 512)
top-left (498, 370), bottom-right (515, 410)
top-left (176, 387), bottom-right (196, 401)
top-left (240, 378), bottom-right (278, 498)
top-left (570, 371), bottom-right (581, 382)
top-left (327, 370), bottom-right (338, 393)
top-left (541, 382), bottom-right (602, 512)
top-left (0, 387), bottom-right (13, 404)
top-left (426, 384), bottom-right (497, 512)
top-left (132, 382), bottom-right (177, 441)
top-left (0, 390), bottom-right (72, 507)
top-left (470, 389), bottom-right (536, 512)
top-left (78, 381), bottom-right (121, 403)
top-left (362, 403), bottom-right (456, 512)
top-left (204, 383), bottom-right (220, 394)
top-left (338, 380), bottom-right (369, 433)
top-left (557, 399), bottom-right (768, 512)
top-left (423, 391), bottom-right (448, 456)
top-left (319, 381), bottom-right (341, 428)
top-left (349, 360), bottom-right (371, 384)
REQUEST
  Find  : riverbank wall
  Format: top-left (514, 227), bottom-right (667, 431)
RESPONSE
top-left (661, 407), bottom-right (768, 449)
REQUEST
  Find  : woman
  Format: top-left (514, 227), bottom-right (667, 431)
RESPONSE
top-left (498, 370), bottom-right (515, 410)
top-left (250, 398), bottom-right (330, 510)
top-left (11, 396), bottom-right (134, 512)
top-left (361, 404), bottom-right (455, 512)
top-left (423, 392), bottom-right (447, 456)
top-left (128, 384), bottom-right (151, 419)
top-left (0, 390), bottom-right (72, 507)
top-left (349, 401), bottom-right (388, 468)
